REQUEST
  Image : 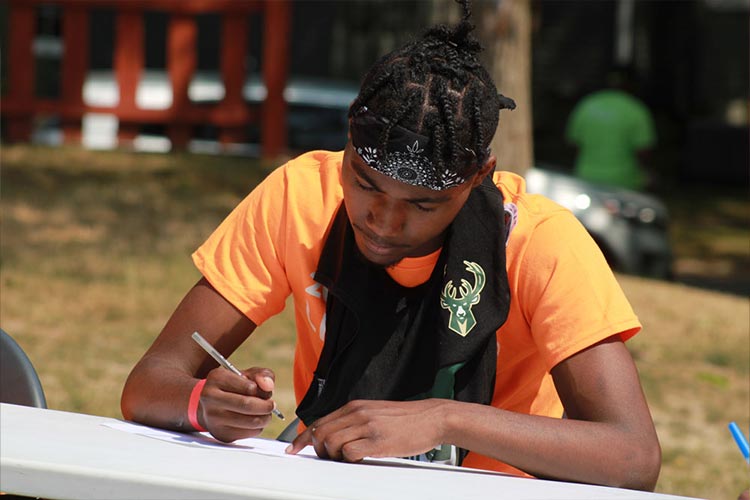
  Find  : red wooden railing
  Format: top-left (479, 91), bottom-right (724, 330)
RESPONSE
top-left (1, 0), bottom-right (290, 157)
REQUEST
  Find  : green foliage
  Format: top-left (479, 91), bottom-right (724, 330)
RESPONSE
top-left (695, 371), bottom-right (729, 389)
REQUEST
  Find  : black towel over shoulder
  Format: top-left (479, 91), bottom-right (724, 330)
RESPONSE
top-left (297, 176), bottom-right (510, 445)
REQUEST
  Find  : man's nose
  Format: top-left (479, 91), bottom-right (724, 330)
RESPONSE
top-left (367, 198), bottom-right (406, 237)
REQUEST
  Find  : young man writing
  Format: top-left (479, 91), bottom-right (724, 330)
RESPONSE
top-left (121, 1), bottom-right (661, 490)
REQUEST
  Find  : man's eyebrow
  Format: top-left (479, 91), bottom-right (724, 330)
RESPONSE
top-left (351, 155), bottom-right (452, 204)
top-left (351, 159), bottom-right (384, 193)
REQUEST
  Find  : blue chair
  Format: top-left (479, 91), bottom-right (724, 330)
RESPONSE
top-left (0, 329), bottom-right (47, 408)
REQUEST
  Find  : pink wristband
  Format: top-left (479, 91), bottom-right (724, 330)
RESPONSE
top-left (188, 378), bottom-right (207, 432)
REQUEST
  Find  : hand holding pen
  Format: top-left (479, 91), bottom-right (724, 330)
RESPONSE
top-left (192, 331), bottom-right (284, 420)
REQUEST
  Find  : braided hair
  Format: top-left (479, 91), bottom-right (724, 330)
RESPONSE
top-left (348, 0), bottom-right (515, 180)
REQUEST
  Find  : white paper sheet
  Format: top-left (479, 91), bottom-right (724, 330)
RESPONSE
top-left (102, 420), bottom-right (503, 474)
top-left (103, 421), bottom-right (318, 459)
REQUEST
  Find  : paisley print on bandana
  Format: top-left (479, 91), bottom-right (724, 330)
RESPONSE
top-left (350, 106), bottom-right (480, 191)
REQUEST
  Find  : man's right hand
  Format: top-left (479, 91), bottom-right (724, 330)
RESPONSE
top-left (198, 366), bottom-right (277, 442)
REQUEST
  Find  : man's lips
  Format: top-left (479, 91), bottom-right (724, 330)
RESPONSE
top-left (353, 224), bottom-right (407, 255)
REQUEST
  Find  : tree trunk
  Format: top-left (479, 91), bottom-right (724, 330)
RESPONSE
top-left (479, 0), bottom-right (534, 176)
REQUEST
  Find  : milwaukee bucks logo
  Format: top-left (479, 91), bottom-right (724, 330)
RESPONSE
top-left (440, 261), bottom-right (486, 336)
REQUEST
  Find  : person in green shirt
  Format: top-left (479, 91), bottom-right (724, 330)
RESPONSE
top-left (566, 66), bottom-right (657, 190)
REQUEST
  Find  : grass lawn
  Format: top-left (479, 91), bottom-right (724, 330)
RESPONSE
top-left (1, 144), bottom-right (748, 500)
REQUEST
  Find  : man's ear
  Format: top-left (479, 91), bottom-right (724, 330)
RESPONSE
top-left (470, 155), bottom-right (497, 187)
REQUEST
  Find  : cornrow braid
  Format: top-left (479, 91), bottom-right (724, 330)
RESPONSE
top-left (435, 79), bottom-right (460, 172)
top-left (458, 0), bottom-right (472, 21)
top-left (349, 0), bottom-right (515, 184)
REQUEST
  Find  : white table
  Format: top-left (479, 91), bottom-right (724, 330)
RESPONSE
top-left (0, 403), bottom-right (699, 500)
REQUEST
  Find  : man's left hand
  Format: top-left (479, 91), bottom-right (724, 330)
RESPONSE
top-left (285, 399), bottom-right (449, 462)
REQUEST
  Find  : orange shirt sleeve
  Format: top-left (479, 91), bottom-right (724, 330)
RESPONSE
top-left (515, 210), bottom-right (641, 371)
top-left (192, 165), bottom-right (291, 326)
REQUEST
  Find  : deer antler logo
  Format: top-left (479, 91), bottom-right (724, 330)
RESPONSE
top-left (440, 261), bottom-right (486, 336)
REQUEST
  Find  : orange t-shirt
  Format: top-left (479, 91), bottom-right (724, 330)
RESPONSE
top-left (192, 150), bottom-right (641, 475)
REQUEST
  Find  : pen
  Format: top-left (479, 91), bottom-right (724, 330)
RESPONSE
top-left (728, 421), bottom-right (750, 464)
top-left (191, 331), bottom-right (285, 420)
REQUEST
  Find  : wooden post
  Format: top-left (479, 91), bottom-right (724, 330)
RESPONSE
top-left (218, 13), bottom-right (249, 146)
top-left (260, 0), bottom-right (290, 158)
top-left (114, 9), bottom-right (144, 146)
top-left (167, 13), bottom-right (197, 150)
top-left (6, 2), bottom-right (36, 142)
top-left (61, 5), bottom-right (89, 144)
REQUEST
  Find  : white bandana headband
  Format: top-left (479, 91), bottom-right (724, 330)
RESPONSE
top-left (349, 106), bottom-right (485, 191)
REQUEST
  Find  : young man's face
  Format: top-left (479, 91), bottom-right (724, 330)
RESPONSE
top-left (341, 141), bottom-right (490, 268)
